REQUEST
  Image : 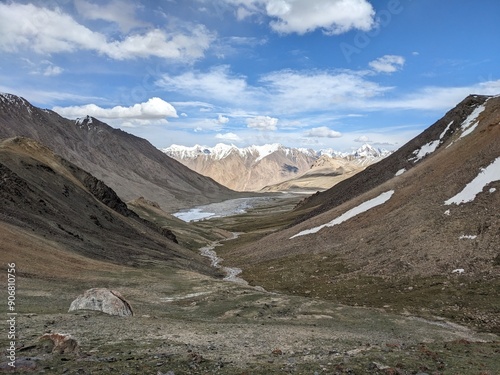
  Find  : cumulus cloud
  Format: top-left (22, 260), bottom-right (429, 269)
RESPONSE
top-left (0, 3), bottom-right (214, 61)
top-left (53, 97), bottom-right (178, 121)
top-left (369, 55), bottom-right (405, 73)
top-left (215, 132), bottom-right (242, 141)
top-left (224, 0), bottom-right (375, 35)
top-left (246, 115), bottom-right (278, 130)
top-left (305, 126), bottom-right (342, 138)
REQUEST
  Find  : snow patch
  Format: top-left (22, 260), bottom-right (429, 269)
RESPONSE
top-left (444, 210), bottom-right (451, 216)
top-left (409, 120), bottom-right (455, 163)
top-left (458, 104), bottom-right (485, 140)
top-left (290, 190), bottom-right (395, 239)
top-left (490, 188), bottom-right (497, 193)
top-left (412, 140), bottom-right (440, 162)
top-left (444, 157), bottom-right (500, 205)
top-left (452, 269), bottom-right (465, 274)
top-left (459, 235), bottom-right (477, 240)
top-left (395, 168), bottom-right (406, 177)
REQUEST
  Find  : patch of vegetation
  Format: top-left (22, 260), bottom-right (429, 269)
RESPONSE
top-left (241, 252), bottom-right (500, 334)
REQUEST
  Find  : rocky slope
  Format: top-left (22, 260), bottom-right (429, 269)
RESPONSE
top-left (226, 94), bottom-right (500, 331)
top-left (0, 136), bottom-right (217, 276)
top-left (0, 93), bottom-right (240, 211)
top-left (164, 143), bottom-right (390, 191)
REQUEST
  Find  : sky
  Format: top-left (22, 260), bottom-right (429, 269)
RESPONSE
top-left (1, 0), bottom-right (500, 152)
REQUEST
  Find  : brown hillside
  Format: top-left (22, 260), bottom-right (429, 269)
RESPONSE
top-left (294, 95), bottom-right (493, 220)
top-left (0, 137), bottom-right (218, 278)
top-left (226, 95), bottom-right (500, 331)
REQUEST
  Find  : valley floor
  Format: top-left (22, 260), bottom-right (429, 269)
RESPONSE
top-left (2, 265), bottom-right (498, 374)
top-left (1, 194), bottom-right (499, 374)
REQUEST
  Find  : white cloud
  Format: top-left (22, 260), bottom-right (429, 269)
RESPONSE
top-left (261, 69), bottom-right (391, 112)
top-left (225, 0), bottom-right (375, 35)
top-left (158, 66), bottom-right (256, 104)
top-left (246, 115), bottom-right (278, 130)
top-left (43, 65), bottom-right (64, 77)
top-left (363, 80), bottom-right (500, 111)
top-left (0, 3), bottom-right (214, 61)
top-left (53, 97), bottom-right (178, 121)
top-left (104, 26), bottom-right (214, 60)
top-left (305, 126), bottom-right (342, 138)
top-left (215, 132), bottom-right (242, 141)
top-left (25, 59), bottom-right (64, 77)
top-left (354, 135), bottom-right (371, 142)
top-left (369, 55), bottom-right (405, 73)
top-left (216, 114), bottom-right (230, 124)
top-left (74, 0), bottom-right (147, 32)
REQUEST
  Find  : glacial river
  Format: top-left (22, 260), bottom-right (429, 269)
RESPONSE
top-left (172, 195), bottom-right (279, 222)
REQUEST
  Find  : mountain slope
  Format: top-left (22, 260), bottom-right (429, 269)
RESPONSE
top-left (261, 155), bottom-right (367, 192)
top-left (0, 136), bottom-right (217, 277)
top-left (0, 93), bottom-right (240, 211)
top-left (225, 94), bottom-right (500, 331)
top-left (294, 94), bottom-right (497, 220)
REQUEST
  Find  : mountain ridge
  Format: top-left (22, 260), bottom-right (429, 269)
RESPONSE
top-left (0, 93), bottom-right (241, 211)
top-left (164, 142), bottom-right (391, 191)
top-left (0, 136), bottom-right (217, 276)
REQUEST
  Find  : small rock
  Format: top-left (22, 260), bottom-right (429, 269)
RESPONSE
top-left (272, 348), bottom-right (283, 356)
top-left (39, 333), bottom-right (79, 354)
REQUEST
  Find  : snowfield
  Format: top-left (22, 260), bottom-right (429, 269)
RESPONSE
top-left (290, 190), bottom-right (395, 239)
top-left (444, 157), bottom-right (500, 205)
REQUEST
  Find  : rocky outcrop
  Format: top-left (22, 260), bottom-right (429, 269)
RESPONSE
top-left (69, 288), bottom-right (133, 317)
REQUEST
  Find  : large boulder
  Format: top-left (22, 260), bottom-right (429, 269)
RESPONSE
top-left (68, 288), bottom-right (133, 316)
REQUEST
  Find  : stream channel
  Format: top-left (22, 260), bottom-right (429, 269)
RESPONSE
top-left (199, 233), bottom-right (249, 285)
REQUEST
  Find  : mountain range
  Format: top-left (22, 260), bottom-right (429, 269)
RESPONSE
top-left (164, 143), bottom-right (391, 191)
top-left (0, 93), bottom-right (240, 212)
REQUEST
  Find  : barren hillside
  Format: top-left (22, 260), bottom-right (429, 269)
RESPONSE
top-left (0, 93), bottom-right (240, 211)
top-left (0, 137), bottom-right (218, 277)
top-left (225, 94), bottom-right (500, 332)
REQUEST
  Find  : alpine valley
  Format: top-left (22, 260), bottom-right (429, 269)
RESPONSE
top-left (1, 93), bottom-right (499, 374)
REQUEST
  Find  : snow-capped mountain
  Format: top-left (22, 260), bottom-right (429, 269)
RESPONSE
top-left (164, 143), bottom-right (318, 191)
top-left (164, 143), bottom-right (391, 191)
top-left (164, 143), bottom-right (317, 162)
top-left (352, 143), bottom-right (391, 158)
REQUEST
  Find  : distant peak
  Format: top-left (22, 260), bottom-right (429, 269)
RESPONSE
top-left (0, 92), bottom-right (34, 115)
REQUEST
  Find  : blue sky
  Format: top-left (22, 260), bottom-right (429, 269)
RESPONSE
top-left (1, 0), bottom-right (499, 152)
